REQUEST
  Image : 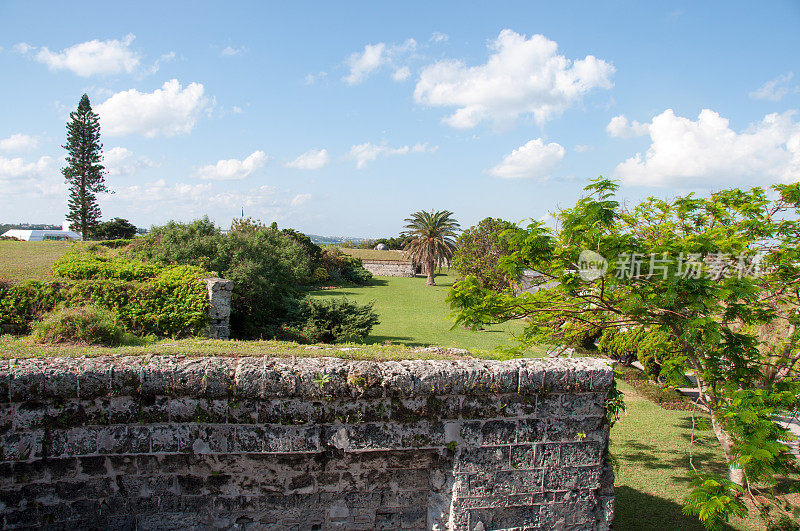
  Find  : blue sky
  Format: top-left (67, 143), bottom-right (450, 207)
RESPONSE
top-left (1, 1), bottom-right (799, 237)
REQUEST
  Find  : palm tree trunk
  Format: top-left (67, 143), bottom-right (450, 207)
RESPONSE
top-left (426, 260), bottom-right (436, 286)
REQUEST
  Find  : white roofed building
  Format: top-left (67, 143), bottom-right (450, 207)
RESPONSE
top-left (1, 229), bottom-right (81, 241)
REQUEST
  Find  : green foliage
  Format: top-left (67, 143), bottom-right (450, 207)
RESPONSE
top-left (281, 298), bottom-right (379, 344)
top-left (52, 251), bottom-right (159, 281)
top-left (0, 280), bottom-right (64, 333)
top-left (452, 217), bottom-right (520, 291)
top-left (313, 267), bottom-right (330, 282)
top-left (33, 305), bottom-right (124, 346)
top-left (0, 252), bottom-right (208, 338)
top-left (597, 327), bottom-right (683, 382)
top-left (91, 217), bottom-right (137, 240)
top-left (129, 218), bottom-right (322, 339)
top-left (682, 473), bottom-right (747, 530)
top-left (319, 248), bottom-right (372, 284)
top-left (62, 94), bottom-right (109, 239)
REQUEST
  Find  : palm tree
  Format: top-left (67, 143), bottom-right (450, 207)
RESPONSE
top-left (402, 210), bottom-right (460, 286)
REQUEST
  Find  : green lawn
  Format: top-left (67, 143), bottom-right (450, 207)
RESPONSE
top-left (612, 381), bottom-right (763, 530)
top-left (307, 269), bottom-right (544, 356)
top-left (0, 240), bottom-right (77, 282)
top-left (338, 247), bottom-right (408, 261)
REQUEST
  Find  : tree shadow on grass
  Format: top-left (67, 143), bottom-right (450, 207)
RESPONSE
top-left (614, 485), bottom-right (737, 531)
top-left (361, 335), bottom-right (427, 348)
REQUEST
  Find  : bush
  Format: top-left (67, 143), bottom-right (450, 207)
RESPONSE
top-left (128, 218), bottom-right (322, 339)
top-left (33, 306), bottom-right (125, 346)
top-left (281, 298), bottom-right (379, 343)
top-left (313, 267), bottom-right (330, 282)
top-left (0, 281), bottom-right (64, 333)
top-left (452, 217), bottom-right (521, 291)
top-left (319, 248), bottom-right (372, 284)
top-left (53, 251), bottom-right (160, 281)
top-left (91, 217), bottom-right (137, 240)
top-left (597, 327), bottom-right (682, 382)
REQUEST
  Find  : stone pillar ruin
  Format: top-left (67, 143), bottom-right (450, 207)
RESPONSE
top-left (203, 277), bottom-right (233, 340)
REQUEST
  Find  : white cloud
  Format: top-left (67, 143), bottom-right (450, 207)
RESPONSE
top-left (392, 66), bottom-right (411, 82)
top-left (414, 29), bottom-right (614, 129)
top-left (344, 43), bottom-right (387, 85)
top-left (488, 138), bottom-right (565, 179)
top-left (13, 42), bottom-right (33, 54)
top-left (606, 115), bottom-right (650, 138)
top-left (614, 109), bottom-right (800, 186)
top-left (430, 32), bottom-right (449, 43)
top-left (146, 51), bottom-right (176, 75)
top-left (574, 144), bottom-right (593, 152)
top-left (232, 106), bottom-right (243, 114)
top-left (304, 71), bottom-right (328, 85)
top-left (195, 151), bottom-right (268, 180)
top-left (343, 39), bottom-right (418, 85)
top-left (34, 34), bottom-right (141, 76)
top-left (750, 73), bottom-right (798, 102)
top-left (348, 142), bottom-right (437, 169)
top-left (291, 193), bottom-right (312, 206)
top-left (96, 79), bottom-right (212, 137)
top-left (0, 155), bottom-right (53, 180)
top-left (285, 149), bottom-right (330, 170)
top-left (0, 134), bottom-right (38, 151)
top-left (220, 45), bottom-right (247, 57)
top-left (103, 146), bottom-right (154, 177)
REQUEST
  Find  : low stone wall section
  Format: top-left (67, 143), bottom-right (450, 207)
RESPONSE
top-left (362, 260), bottom-right (416, 277)
top-left (0, 356), bottom-right (614, 530)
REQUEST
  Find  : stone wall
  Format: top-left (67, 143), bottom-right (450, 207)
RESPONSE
top-left (203, 278), bottom-right (233, 339)
top-left (362, 260), bottom-right (416, 277)
top-left (0, 356), bottom-right (614, 530)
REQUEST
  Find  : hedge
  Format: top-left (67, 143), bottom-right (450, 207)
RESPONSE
top-left (0, 253), bottom-right (209, 338)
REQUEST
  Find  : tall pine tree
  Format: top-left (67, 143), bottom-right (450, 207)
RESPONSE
top-left (62, 94), bottom-right (109, 240)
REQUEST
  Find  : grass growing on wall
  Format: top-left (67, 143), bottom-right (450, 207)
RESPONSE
top-left (338, 248), bottom-right (409, 262)
top-left (307, 269), bottom-right (544, 355)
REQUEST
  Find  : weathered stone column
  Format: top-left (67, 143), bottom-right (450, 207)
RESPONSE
top-left (203, 277), bottom-right (233, 339)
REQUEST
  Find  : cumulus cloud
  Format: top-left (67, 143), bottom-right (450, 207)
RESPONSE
top-left (0, 155), bottom-right (53, 180)
top-left (414, 29), bottom-right (614, 129)
top-left (103, 146), bottom-right (154, 177)
top-left (195, 151), bottom-right (268, 180)
top-left (291, 193), bottom-right (312, 206)
top-left (33, 34), bottom-right (141, 76)
top-left (344, 43), bottom-right (387, 85)
top-left (343, 39), bottom-right (418, 85)
top-left (606, 115), bottom-right (650, 138)
top-left (430, 32), bottom-right (449, 43)
top-left (0, 134), bottom-right (38, 151)
top-left (750, 72), bottom-right (798, 102)
top-left (13, 43), bottom-right (34, 54)
top-left (392, 66), bottom-right (411, 82)
top-left (613, 109), bottom-right (800, 187)
top-left (488, 139), bottom-right (565, 179)
top-left (348, 142), bottom-right (437, 169)
top-left (574, 144), bottom-right (593, 152)
top-left (284, 149), bottom-right (330, 170)
top-left (96, 79), bottom-right (212, 137)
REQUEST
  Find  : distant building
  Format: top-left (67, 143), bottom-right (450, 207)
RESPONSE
top-left (1, 229), bottom-right (81, 241)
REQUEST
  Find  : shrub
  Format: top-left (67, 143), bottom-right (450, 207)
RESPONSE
top-left (129, 218), bottom-right (322, 339)
top-left (53, 251), bottom-right (160, 281)
top-left (0, 281), bottom-right (64, 333)
top-left (91, 217), bottom-right (137, 240)
top-left (597, 327), bottom-right (683, 382)
top-left (33, 306), bottom-right (125, 346)
top-left (319, 248), bottom-right (372, 284)
top-left (452, 217), bottom-right (521, 291)
top-left (313, 267), bottom-right (330, 282)
top-left (282, 298), bottom-right (379, 343)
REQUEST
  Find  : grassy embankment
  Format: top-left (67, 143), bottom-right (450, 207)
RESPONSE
top-left (0, 240), bottom-right (80, 282)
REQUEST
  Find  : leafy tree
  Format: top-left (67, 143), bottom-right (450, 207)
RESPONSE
top-left (62, 94), bottom-right (110, 239)
top-left (91, 217), bottom-right (137, 240)
top-left (448, 178), bottom-right (800, 529)
top-left (402, 210), bottom-right (460, 285)
top-left (452, 217), bottom-right (521, 291)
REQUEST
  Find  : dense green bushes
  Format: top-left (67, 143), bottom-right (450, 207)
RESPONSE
top-left (597, 326), bottom-right (683, 382)
top-left (452, 217), bottom-right (521, 291)
top-left (319, 248), bottom-right (373, 284)
top-left (33, 306), bottom-right (125, 346)
top-left (280, 298), bottom-right (379, 343)
top-left (128, 218), bottom-right (374, 340)
top-left (0, 252), bottom-right (209, 338)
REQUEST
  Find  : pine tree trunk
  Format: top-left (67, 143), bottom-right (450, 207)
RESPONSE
top-left (710, 412), bottom-right (745, 486)
top-left (426, 261), bottom-right (436, 286)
